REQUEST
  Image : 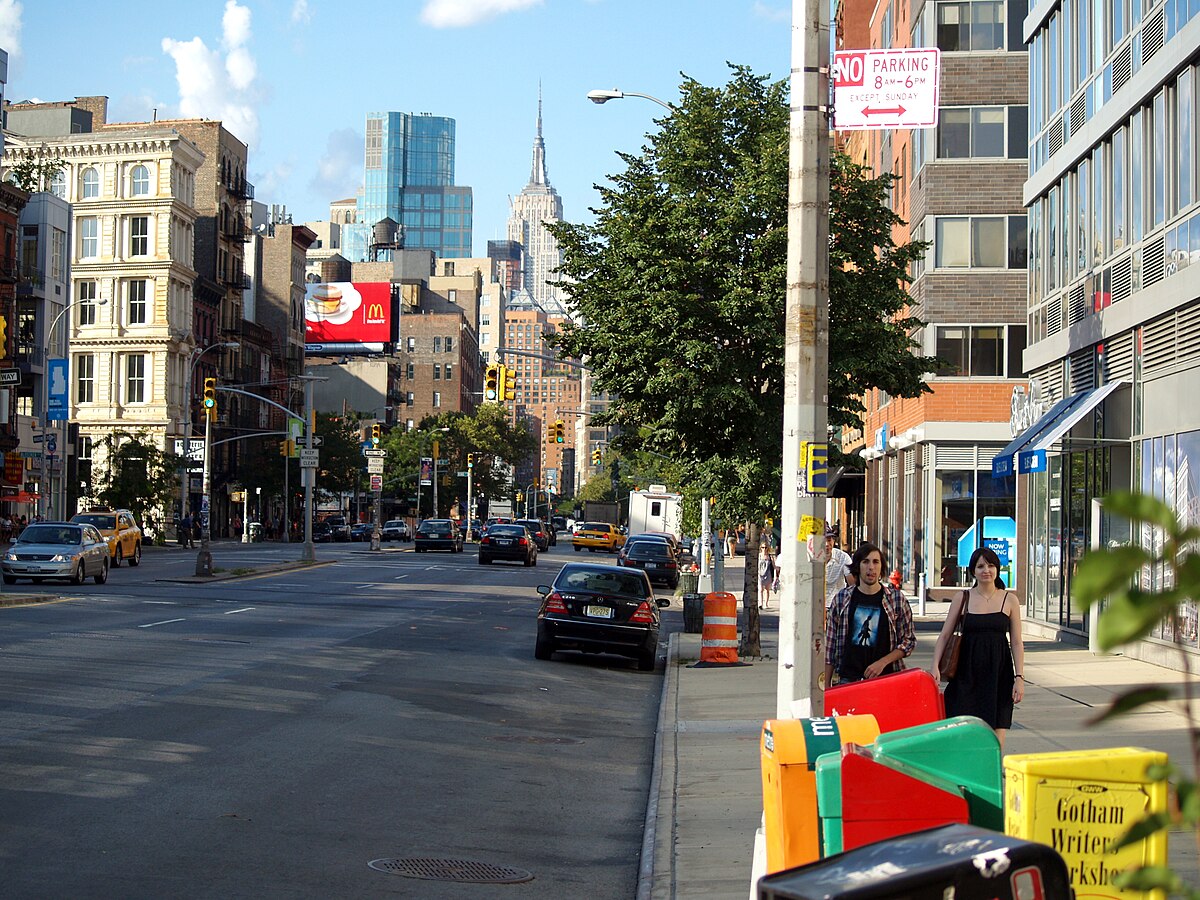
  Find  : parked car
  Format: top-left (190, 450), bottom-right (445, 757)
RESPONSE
top-left (478, 523), bottom-right (538, 566)
top-left (324, 515), bottom-right (351, 542)
top-left (381, 519), bottom-right (411, 541)
top-left (69, 508), bottom-right (142, 567)
top-left (2, 522), bottom-right (110, 585)
top-left (515, 519), bottom-right (552, 552)
top-left (414, 518), bottom-right (463, 553)
top-left (640, 531), bottom-right (684, 559)
top-left (311, 521), bottom-right (333, 543)
top-left (571, 521), bottom-right (626, 553)
top-left (349, 523), bottom-right (374, 542)
top-left (534, 562), bottom-right (669, 670)
top-left (617, 533), bottom-right (675, 566)
top-left (618, 539), bottom-right (680, 589)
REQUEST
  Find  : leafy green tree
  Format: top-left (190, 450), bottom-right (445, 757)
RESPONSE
top-left (89, 431), bottom-right (182, 528)
top-left (313, 412), bottom-right (368, 499)
top-left (7, 157), bottom-right (65, 193)
top-left (1074, 492), bottom-right (1200, 899)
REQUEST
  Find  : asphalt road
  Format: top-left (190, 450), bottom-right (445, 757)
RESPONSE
top-left (0, 540), bottom-right (676, 898)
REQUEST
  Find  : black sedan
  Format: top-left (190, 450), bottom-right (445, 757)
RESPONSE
top-left (478, 524), bottom-right (538, 566)
top-left (515, 519), bottom-right (552, 552)
top-left (349, 523), bottom-right (374, 542)
top-left (618, 539), bottom-right (680, 589)
top-left (414, 518), bottom-right (463, 553)
top-left (535, 563), bottom-right (669, 671)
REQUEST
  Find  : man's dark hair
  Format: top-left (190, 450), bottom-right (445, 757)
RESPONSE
top-left (850, 541), bottom-right (884, 580)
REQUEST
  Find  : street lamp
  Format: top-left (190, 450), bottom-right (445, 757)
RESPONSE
top-left (41, 295), bottom-right (108, 520)
top-left (585, 88), bottom-right (674, 111)
top-left (178, 342), bottom-right (239, 532)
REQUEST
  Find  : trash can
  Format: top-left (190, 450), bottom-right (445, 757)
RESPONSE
top-left (248, 522), bottom-right (262, 542)
top-left (758, 823), bottom-right (1073, 899)
top-left (679, 570), bottom-right (699, 595)
top-left (682, 593), bottom-right (705, 633)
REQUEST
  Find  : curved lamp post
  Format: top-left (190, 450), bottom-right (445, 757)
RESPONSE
top-left (42, 295), bottom-right (108, 520)
top-left (586, 88), bottom-right (674, 111)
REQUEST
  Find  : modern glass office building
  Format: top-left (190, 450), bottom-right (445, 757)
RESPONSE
top-left (342, 112), bottom-right (473, 261)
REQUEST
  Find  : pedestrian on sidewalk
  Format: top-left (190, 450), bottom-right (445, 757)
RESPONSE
top-left (758, 539), bottom-right (777, 609)
top-left (931, 546), bottom-right (1025, 751)
top-left (179, 513), bottom-right (193, 548)
top-left (824, 542), bottom-right (915, 686)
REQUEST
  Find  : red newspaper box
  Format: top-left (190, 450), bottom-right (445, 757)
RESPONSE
top-left (825, 668), bottom-right (944, 734)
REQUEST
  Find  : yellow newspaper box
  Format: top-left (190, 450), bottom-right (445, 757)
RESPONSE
top-left (1005, 748), bottom-right (1169, 900)
top-left (761, 715), bottom-right (880, 873)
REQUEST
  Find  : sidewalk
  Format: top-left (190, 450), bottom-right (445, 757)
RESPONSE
top-left (643, 560), bottom-right (1200, 899)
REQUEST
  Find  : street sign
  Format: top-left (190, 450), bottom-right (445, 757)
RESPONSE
top-left (46, 435), bottom-right (57, 454)
top-left (370, 475), bottom-right (383, 491)
top-left (833, 48), bottom-right (940, 131)
top-left (307, 436), bottom-right (323, 447)
top-left (367, 458), bottom-right (385, 474)
top-left (31, 433), bottom-right (44, 444)
top-left (0, 369), bottom-right (21, 385)
top-left (363, 448), bottom-right (387, 458)
top-left (299, 449), bottom-right (319, 468)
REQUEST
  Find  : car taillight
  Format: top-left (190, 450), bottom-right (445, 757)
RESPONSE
top-left (481, 537), bottom-right (490, 545)
top-left (545, 592), bottom-right (568, 614)
top-left (665, 561), bottom-right (678, 570)
top-left (518, 537), bottom-right (528, 546)
top-left (630, 601), bottom-right (656, 624)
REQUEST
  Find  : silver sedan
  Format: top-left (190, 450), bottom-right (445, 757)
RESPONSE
top-left (3, 522), bottom-right (110, 585)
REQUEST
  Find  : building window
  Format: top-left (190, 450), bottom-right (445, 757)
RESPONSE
top-left (433, 336), bottom-right (442, 352)
top-left (20, 224), bottom-right (37, 279)
top-left (934, 215), bottom-right (1026, 268)
top-left (51, 228), bottom-right (66, 281)
top-left (937, 106), bottom-right (1023, 158)
top-left (76, 353), bottom-right (95, 403)
top-left (433, 391), bottom-right (441, 408)
top-left (127, 280), bottom-right (148, 325)
top-left (406, 336), bottom-right (416, 352)
top-left (481, 314), bottom-right (491, 326)
top-left (444, 364), bottom-right (453, 381)
top-left (77, 281), bottom-right (98, 325)
top-left (130, 216), bottom-right (149, 256)
top-left (448, 289), bottom-right (457, 303)
top-left (433, 364), bottom-right (441, 381)
top-left (935, 324), bottom-right (1027, 377)
top-left (130, 165), bottom-right (151, 197)
top-left (937, 0), bottom-right (1004, 51)
top-left (406, 362), bottom-right (415, 379)
top-left (126, 354), bottom-right (146, 403)
top-left (406, 419), bottom-right (415, 430)
top-left (406, 392), bottom-right (414, 407)
top-left (81, 167), bottom-right (100, 199)
top-left (49, 169), bottom-right (67, 199)
top-left (80, 217), bottom-right (99, 258)
top-left (445, 336), bottom-right (454, 353)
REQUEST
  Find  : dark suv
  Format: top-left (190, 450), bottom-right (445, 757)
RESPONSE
top-left (324, 515), bottom-right (351, 542)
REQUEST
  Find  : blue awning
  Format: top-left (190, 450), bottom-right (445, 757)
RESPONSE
top-left (992, 381), bottom-right (1128, 478)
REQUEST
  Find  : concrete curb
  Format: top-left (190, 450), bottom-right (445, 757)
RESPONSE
top-left (638, 630), bottom-right (678, 900)
top-left (155, 559), bottom-right (337, 584)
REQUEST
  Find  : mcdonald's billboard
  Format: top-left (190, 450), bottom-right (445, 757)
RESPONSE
top-left (304, 282), bottom-right (393, 350)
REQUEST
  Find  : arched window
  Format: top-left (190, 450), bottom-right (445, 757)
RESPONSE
top-left (81, 167), bottom-right (100, 199)
top-left (49, 169), bottom-right (67, 198)
top-left (130, 165), bottom-right (151, 197)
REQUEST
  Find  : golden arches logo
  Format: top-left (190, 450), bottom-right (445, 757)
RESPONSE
top-left (365, 303), bottom-right (385, 320)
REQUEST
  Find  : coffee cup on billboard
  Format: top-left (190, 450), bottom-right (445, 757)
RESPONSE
top-left (309, 284), bottom-right (343, 316)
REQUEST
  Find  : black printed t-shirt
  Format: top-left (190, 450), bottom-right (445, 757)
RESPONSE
top-left (838, 587), bottom-right (893, 682)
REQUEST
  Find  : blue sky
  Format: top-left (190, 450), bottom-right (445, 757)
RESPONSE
top-left (3, 0), bottom-right (791, 256)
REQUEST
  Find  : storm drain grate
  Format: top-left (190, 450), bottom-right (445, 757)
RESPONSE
top-left (486, 735), bottom-right (582, 745)
top-left (368, 857), bottom-right (534, 884)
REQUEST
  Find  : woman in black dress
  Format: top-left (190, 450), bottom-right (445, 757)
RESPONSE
top-left (931, 547), bottom-right (1025, 751)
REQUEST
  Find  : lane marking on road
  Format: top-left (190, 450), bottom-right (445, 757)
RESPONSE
top-left (224, 607), bottom-right (256, 615)
top-left (143, 600), bottom-right (177, 605)
top-left (138, 618), bottom-right (186, 628)
top-left (393, 574), bottom-right (410, 580)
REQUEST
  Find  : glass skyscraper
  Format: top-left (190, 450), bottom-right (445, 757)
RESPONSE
top-left (342, 112), bottom-right (473, 261)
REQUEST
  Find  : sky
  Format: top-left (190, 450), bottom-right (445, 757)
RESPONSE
top-left (4, 0), bottom-right (792, 257)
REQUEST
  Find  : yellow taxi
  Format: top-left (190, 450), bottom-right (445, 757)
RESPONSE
top-left (571, 521), bottom-right (626, 553)
top-left (70, 509), bottom-right (143, 567)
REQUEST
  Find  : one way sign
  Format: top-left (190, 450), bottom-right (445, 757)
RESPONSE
top-left (833, 48), bottom-right (940, 131)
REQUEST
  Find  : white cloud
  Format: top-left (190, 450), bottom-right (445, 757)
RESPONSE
top-left (420, 0), bottom-right (542, 28)
top-left (256, 160), bottom-right (294, 201)
top-left (0, 0), bottom-right (22, 58)
top-left (161, 0), bottom-right (260, 146)
top-left (752, 1), bottom-right (789, 22)
top-left (291, 0), bottom-right (313, 25)
top-left (308, 128), bottom-right (364, 204)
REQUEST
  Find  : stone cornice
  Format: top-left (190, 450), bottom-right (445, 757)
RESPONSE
top-left (2, 131), bottom-right (205, 169)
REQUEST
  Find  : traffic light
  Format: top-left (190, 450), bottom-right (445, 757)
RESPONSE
top-left (279, 439), bottom-right (294, 457)
top-left (546, 423), bottom-right (557, 447)
top-left (202, 377), bottom-right (217, 420)
top-left (501, 365), bottom-right (516, 401)
top-left (592, 447), bottom-right (602, 465)
top-left (0, 315), bottom-right (7, 358)
top-left (516, 491), bottom-right (524, 503)
top-left (484, 364), bottom-right (500, 401)
top-left (371, 423), bottom-right (381, 446)
top-left (554, 420), bottom-right (565, 444)
top-left (467, 452), bottom-right (474, 469)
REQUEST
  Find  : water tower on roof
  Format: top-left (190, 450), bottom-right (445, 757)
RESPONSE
top-left (369, 217), bottom-right (403, 262)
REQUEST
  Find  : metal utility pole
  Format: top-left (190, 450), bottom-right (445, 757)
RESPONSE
top-left (431, 439), bottom-right (441, 519)
top-left (194, 406), bottom-right (214, 576)
top-left (778, 0), bottom-right (831, 720)
top-left (300, 375), bottom-right (319, 563)
top-left (465, 455), bottom-right (474, 542)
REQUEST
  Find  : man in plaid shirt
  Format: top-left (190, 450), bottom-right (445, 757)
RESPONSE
top-left (824, 542), bottom-right (916, 685)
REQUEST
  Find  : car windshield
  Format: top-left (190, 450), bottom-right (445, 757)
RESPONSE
top-left (580, 523), bottom-right (609, 532)
top-left (420, 522), bottom-right (451, 535)
top-left (489, 525), bottom-right (524, 537)
top-left (72, 514), bottom-right (116, 530)
top-left (629, 543), bottom-right (672, 559)
top-left (516, 521), bottom-right (542, 532)
top-left (20, 525), bottom-right (82, 545)
top-left (557, 567), bottom-right (649, 599)
top-left (384, 521), bottom-right (405, 528)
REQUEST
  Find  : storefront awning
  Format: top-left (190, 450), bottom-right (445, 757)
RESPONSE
top-left (1, 490), bottom-right (39, 504)
top-left (826, 466), bottom-right (865, 498)
top-left (991, 381), bottom-right (1128, 478)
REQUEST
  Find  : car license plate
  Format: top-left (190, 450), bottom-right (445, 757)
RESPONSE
top-left (585, 605), bottom-right (614, 619)
top-left (646, 562), bottom-right (658, 568)
top-left (496, 539), bottom-right (511, 545)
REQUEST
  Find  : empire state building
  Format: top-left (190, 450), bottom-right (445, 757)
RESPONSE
top-left (506, 96), bottom-right (564, 308)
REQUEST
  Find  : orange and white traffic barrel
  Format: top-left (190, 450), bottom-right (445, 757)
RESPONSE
top-left (700, 591), bottom-right (740, 664)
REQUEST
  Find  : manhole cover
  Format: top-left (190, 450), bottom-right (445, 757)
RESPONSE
top-left (486, 735), bottom-right (582, 745)
top-left (368, 857), bottom-right (534, 884)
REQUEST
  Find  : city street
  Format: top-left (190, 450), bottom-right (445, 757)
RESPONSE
top-left (0, 541), bottom-right (676, 898)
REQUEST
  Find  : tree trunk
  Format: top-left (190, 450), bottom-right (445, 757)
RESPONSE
top-left (741, 521), bottom-right (762, 657)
